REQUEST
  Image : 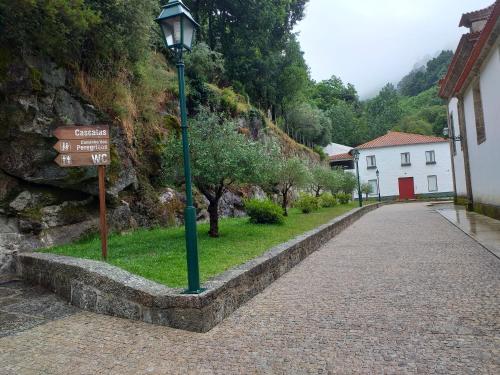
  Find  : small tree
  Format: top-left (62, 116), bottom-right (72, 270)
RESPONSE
top-left (339, 171), bottom-right (357, 195)
top-left (162, 110), bottom-right (272, 237)
top-left (327, 168), bottom-right (344, 195)
top-left (272, 157), bottom-right (311, 216)
top-left (310, 164), bottom-right (333, 197)
top-left (361, 182), bottom-right (374, 201)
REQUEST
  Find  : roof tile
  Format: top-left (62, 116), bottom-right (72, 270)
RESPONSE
top-left (330, 153), bottom-right (353, 161)
top-left (356, 131), bottom-right (447, 150)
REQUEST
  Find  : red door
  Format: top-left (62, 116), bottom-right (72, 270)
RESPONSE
top-left (398, 177), bottom-right (415, 200)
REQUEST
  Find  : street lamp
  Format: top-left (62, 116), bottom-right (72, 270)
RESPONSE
top-left (156, 0), bottom-right (202, 294)
top-left (351, 149), bottom-right (363, 207)
top-left (376, 169), bottom-right (381, 202)
top-left (443, 127), bottom-right (462, 142)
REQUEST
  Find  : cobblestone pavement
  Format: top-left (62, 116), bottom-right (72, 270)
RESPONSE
top-left (0, 203), bottom-right (499, 374)
top-left (0, 280), bottom-right (79, 338)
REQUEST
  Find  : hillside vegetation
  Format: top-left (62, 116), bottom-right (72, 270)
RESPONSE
top-left (284, 50), bottom-right (454, 148)
top-left (0, 0), bottom-right (322, 247)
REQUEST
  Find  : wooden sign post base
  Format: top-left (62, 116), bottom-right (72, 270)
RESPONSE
top-left (98, 165), bottom-right (108, 260)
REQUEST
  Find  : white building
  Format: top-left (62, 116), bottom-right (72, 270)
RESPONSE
top-left (439, 1), bottom-right (500, 218)
top-left (323, 142), bottom-right (352, 157)
top-left (351, 132), bottom-right (454, 200)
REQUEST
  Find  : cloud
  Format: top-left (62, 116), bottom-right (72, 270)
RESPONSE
top-left (296, 0), bottom-right (494, 98)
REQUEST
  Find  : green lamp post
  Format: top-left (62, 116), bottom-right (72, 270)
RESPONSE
top-left (351, 149), bottom-right (363, 207)
top-left (156, 0), bottom-right (202, 294)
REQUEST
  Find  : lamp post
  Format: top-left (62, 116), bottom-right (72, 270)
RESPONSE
top-left (156, 0), bottom-right (202, 294)
top-left (376, 169), bottom-right (381, 202)
top-left (352, 149), bottom-right (363, 207)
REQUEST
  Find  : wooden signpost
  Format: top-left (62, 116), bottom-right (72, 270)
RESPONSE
top-left (53, 125), bottom-right (110, 259)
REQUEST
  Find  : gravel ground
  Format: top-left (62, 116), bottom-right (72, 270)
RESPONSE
top-left (0, 202), bottom-right (498, 374)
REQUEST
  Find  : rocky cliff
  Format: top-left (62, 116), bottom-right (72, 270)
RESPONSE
top-left (1, 53), bottom-right (313, 275)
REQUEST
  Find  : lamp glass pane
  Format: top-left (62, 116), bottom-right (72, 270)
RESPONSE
top-left (160, 16), bottom-right (182, 47)
top-left (183, 18), bottom-right (196, 49)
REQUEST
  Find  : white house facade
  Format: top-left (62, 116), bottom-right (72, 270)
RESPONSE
top-left (440, 1), bottom-right (500, 218)
top-left (352, 132), bottom-right (454, 200)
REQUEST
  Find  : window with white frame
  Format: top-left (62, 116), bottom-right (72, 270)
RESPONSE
top-left (425, 150), bottom-right (436, 164)
top-left (368, 179), bottom-right (378, 195)
top-left (401, 152), bottom-right (411, 166)
top-left (366, 155), bottom-right (376, 169)
top-left (427, 175), bottom-right (438, 192)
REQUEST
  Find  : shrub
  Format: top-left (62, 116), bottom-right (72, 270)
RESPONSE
top-left (294, 194), bottom-right (320, 214)
top-left (337, 193), bottom-right (351, 204)
top-left (319, 193), bottom-right (337, 208)
top-left (244, 199), bottom-right (284, 224)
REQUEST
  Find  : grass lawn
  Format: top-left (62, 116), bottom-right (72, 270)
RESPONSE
top-left (42, 203), bottom-right (357, 288)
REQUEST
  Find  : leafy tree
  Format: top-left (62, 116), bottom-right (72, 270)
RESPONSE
top-left (310, 165), bottom-right (334, 197)
top-left (0, 0), bottom-right (100, 64)
top-left (185, 0), bottom-right (309, 112)
top-left (285, 102), bottom-right (331, 146)
top-left (393, 116), bottom-right (433, 135)
top-left (185, 42), bottom-right (225, 84)
top-left (366, 83), bottom-right (403, 138)
top-left (162, 110), bottom-right (273, 237)
top-left (326, 101), bottom-right (367, 146)
top-left (272, 157), bottom-right (311, 216)
top-left (276, 35), bottom-right (311, 119)
top-left (311, 75), bottom-right (360, 110)
top-left (360, 182), bottom-right (374, 200)
top-left (338, 171), bottom-right (358, 195)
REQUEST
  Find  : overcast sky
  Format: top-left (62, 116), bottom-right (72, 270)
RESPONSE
top-left (296, 0), bottom-right (494, 98)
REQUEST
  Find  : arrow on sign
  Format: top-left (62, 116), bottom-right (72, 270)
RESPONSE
top-left (53, 125), bottom-right (110, 140)
top-left (54, 152), bottom-right (111, 167)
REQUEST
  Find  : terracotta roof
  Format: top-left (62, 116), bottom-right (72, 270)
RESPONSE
top-left (459, 3), bottom-right (495, 27)
top-left (439, 32), bottom-right (480, 98)
top-left (330, 153), bottom-right (353, 161)
top-left (453, 1), bottom-right (500, 95)
top-left (440, 1), bottom-right (500, 98)
top-left (356, 132), bottom-right (447, 150)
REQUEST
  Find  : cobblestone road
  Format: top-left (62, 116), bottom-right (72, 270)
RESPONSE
top-left (1, 203), bottom-right (499, 374)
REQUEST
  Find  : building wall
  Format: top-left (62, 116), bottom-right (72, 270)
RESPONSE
top-left (354, 143), bottom-right (454, 198)
top-left (448, 97), bottom-right (468, 197)
top-left (463, 44), bottom-right (500, 206)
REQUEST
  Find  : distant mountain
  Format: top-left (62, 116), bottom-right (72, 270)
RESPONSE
top-left (397, 50), bottom-right (454, 97)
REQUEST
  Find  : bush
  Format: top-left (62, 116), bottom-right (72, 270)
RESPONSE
top-left (337, 193), bottom-right (351, 204)
top-left (319, 193), bottom-right (337, 208)
top-left (244, 199), bottom-right (284, 224)
top-left (294, 194), bottom-right (320, 214)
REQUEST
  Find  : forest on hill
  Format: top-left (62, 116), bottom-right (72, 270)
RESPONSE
top-left (1, 1), bottom-right (453, 152)
top-left (285, 50), bottom-right (454, 148)
top-left (0, 0), bottom-right (454, 242)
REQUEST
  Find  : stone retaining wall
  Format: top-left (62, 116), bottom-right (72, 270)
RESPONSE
top-left (16, 203), bottom-right (380, 332)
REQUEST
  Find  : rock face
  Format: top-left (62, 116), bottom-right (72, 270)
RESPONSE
top-left (0, 54), bottom-right (142, 274)
top-left (0, 55), bottom-right (137, 195)
top-left (0, 54), bottom-right (268, 276)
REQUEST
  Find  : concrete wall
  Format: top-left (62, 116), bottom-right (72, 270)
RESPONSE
top-left (354, 143), bottom-right (453, 198)
top-left (448, 97), bottom-right (468, 197)
top-left (464, 45), bottom-right (500, 206)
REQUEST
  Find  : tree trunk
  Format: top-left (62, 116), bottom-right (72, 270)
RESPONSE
top-left (208, 199), bottom-right (220, 238)
top-left (315, 187), bottom-right (321, 197)
top-left (282, 190), bottom-right (288, 216)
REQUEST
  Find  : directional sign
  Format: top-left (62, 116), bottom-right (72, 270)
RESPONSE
top-left (53, 125), bottom-right (111, 260)
top-left (54, 139), bottom-right (110, 153)
top-left (53, 125), bottom-right (109, 140)
top-left (54, 152), bottom-right (111, 167)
